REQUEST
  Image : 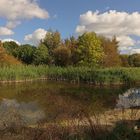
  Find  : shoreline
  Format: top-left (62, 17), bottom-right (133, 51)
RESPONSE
top-left (0, 78), bottom-right (48, 83)
top-left (0, 77), bottom-right (139, 87)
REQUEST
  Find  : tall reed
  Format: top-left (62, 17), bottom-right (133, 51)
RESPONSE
top-left (0, 65), bottom-right (139, 85)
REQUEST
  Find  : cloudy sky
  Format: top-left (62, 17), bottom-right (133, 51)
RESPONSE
top-left (0, 0), bottom-right (140, 54)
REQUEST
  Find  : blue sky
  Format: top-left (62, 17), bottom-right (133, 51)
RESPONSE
top-left (0, 0), bottom-right (140, 54)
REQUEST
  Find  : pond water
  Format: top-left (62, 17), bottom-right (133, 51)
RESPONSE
top-left (0, 80), bottom-right (139, 126)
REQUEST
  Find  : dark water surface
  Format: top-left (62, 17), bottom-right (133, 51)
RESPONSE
top-left (0, 80), bottom-right (139, 125)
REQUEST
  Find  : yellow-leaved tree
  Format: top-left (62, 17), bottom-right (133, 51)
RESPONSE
top-left (77, 32), bottom-right (104, 66)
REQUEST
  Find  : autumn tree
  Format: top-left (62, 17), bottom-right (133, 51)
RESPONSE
top-left (41, 31), bottom-right (61, 64)
top-left (53, 46), bottom-right (71, 66)
top-left (77, 32), bottom-right (104, 66)
top-left (120, 55), bottom-right (130, 67)
top-left (64, 36), bottom-right (80, 65)
top-left (100, 36), bottom-right (121, 67)
top-left (42, 31), bottom-right (61, 54)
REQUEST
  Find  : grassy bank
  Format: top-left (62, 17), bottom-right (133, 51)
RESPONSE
top-left (0, 65), bottom-right (140, 85)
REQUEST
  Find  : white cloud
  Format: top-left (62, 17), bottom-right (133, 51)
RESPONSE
top-left (6, 21), bottom-right (21, 29)
top-left (120, 47), bottom-right (140, 55)
top-left (76, 10), bottom-right (140, 54)
top-left (117, 36), bottom-right (136, 48)
top-left (0, 27), bottom-right (14, 36)
top-left (130, 48), bottom-right (140, 54)
top-left (0, 0), bottom-right (49, 21)
top-left (0, 0), bottom-right (49, 36)
top-left (24, 28), bottom-right (47, 45)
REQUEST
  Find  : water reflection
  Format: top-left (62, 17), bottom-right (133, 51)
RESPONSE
top-left (116, 88), bottom-right (140, 109)
top-left (0, 81), bottom-right (137, 124)
top-left (0, 98), bottom-right (45, 126)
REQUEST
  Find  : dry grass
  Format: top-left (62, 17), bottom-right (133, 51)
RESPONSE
top-left (0, 107), bottom-right (139, 140)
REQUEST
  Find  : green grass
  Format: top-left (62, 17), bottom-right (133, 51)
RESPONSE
top-left (0, 65), bottom-right (139, 85)
top-left (0, 65), bottom-right (48, 81)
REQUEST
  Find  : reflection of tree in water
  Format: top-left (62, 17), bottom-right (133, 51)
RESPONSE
top-left (116, 88), bottom-right (140, 109)
top-left (0, 98), bottom-right (45, 129)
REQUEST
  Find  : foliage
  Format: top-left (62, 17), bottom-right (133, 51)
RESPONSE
top-left (42, 31), bottom-right (61, 55)
top-left (45, 66), bottom-right (140, 85)
top-left (128, 54), bottom-right (140, 67)
top-left (120, 54), bottom-right (130, 67)
top-left (78, 32), bottom-right (104, 66)
top-left (16, 44), bottom-right (35, 64)
top-left (105, 121), bottom-right (140, 140)
top-left (53, 46), bottom-right (71, 66)
top-left (3, 41), bottom-right (19, 56)
top-left (0, 41), bottom-right (21, 66)
top-left (0, 65), bottom-right (139, 85)
top-left (33, 43), bottom-right (49, 65)
top-left (100, 36), bottom-right (121, 67)
top-left (64, 36), bottom-right (80, 65)
top-left (0, 31), bottom-right (140, 67)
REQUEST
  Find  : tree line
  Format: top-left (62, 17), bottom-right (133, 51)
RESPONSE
top-left (1, 31), bottom-right (140, 67)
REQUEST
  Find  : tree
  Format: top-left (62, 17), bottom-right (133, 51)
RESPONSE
top-left (3, 41), bottom-right (19, 56)
top-left (42, 31), bottom-right (61, 55)
top-left (64, 36), bottom-right (80, 65)
top-left (16, 44), bottom-right (35, 64)
top-left (53, 46), bottom-right (71, 66)
top-left (33, 44), bottom-right (49, 65)
top-left (42, 31), bottom-right (61, 65)
top-left (128, 54), bottom-right (140, 67)
top-left (120, 55), bottom-right (130, 67)
top-left (0, 41), bottom-right (20, 66)
top-left (77, 32), bottom-right (104, 66)
top-left (99, 36), bottom-right (121, 67)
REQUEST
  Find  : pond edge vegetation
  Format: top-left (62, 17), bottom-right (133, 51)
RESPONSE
top-left (0, 65), bottom-right (140, 85)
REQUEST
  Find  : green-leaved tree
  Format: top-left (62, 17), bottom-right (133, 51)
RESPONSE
top-left (78, 32), bottom-right (104, 66)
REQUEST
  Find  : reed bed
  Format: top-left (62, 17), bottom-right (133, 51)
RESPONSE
top-left (0, 65), bottom-right (139, 85)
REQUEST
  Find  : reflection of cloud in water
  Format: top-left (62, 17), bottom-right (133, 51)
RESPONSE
top-left (0, 98), bottom-right (45, 125)
top-left (116, 88), bottom-right (140, 109)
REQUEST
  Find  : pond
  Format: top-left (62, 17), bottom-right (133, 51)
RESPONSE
top-left (0, 80), bottom-right (139, 126)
